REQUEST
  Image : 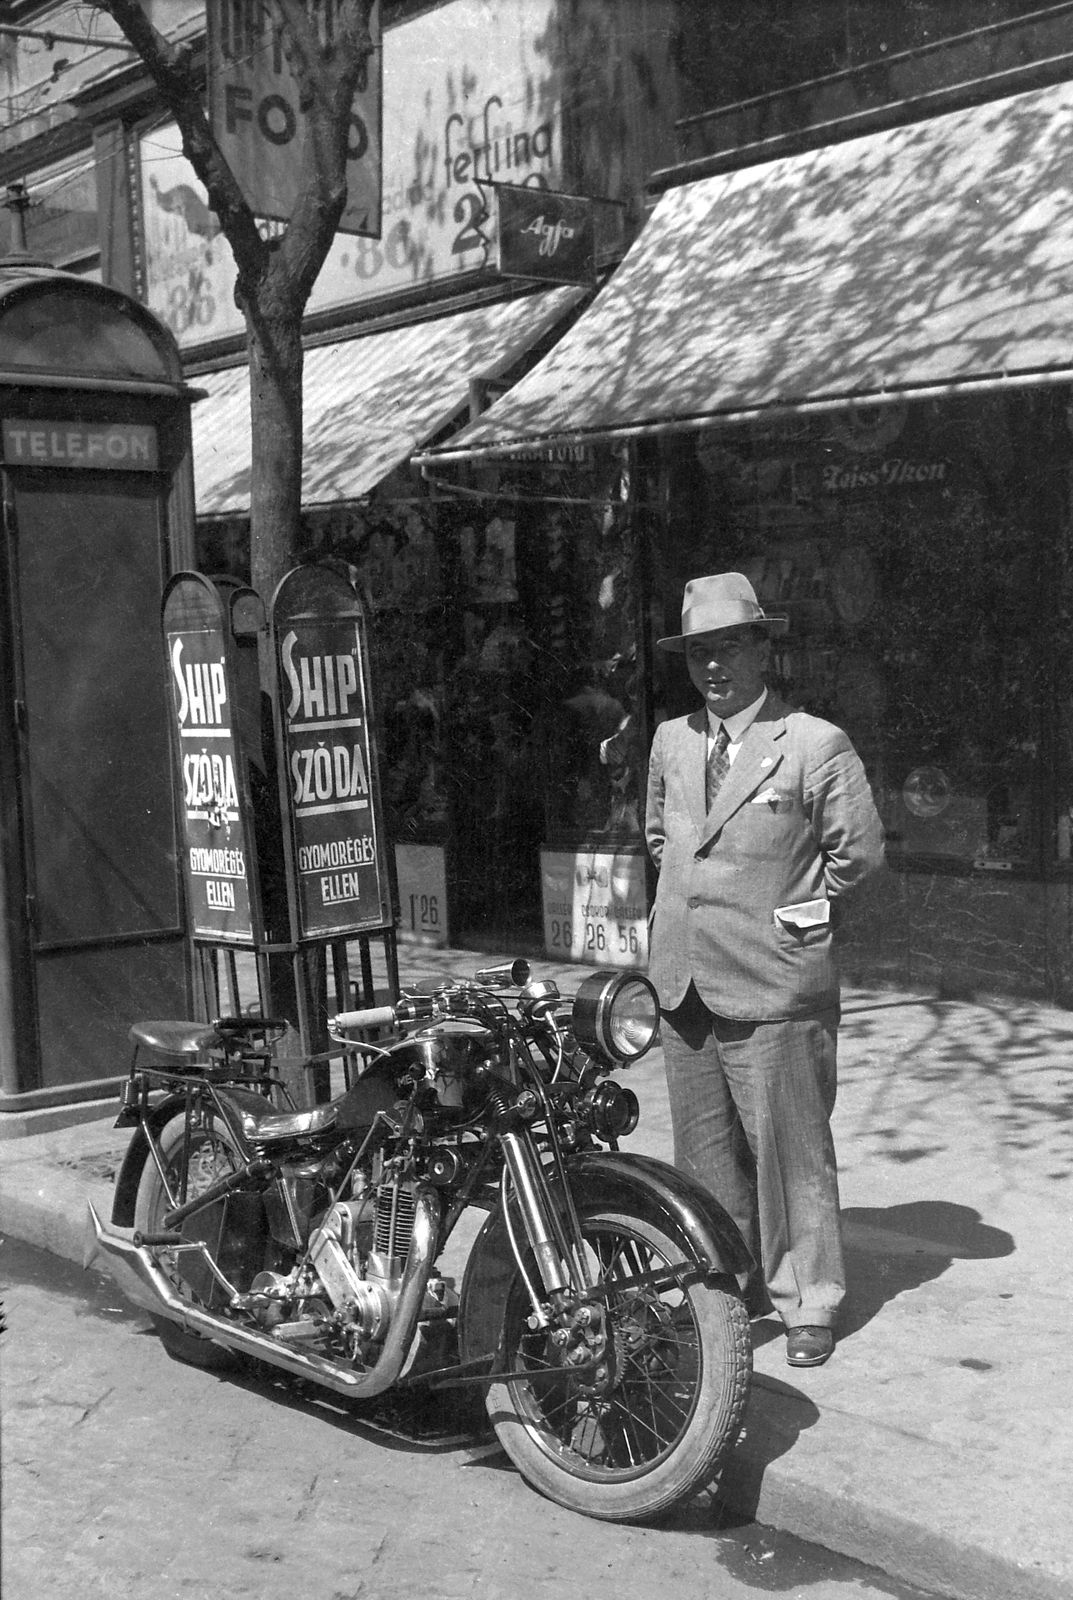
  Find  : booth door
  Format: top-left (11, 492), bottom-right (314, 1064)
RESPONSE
top-left (12, 472), bottom-right (188, 1088)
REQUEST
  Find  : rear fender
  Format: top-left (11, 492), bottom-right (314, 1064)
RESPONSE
top-left (110, 1089), bottom-right (264, 1227)
top-left (457, 1150), bottom-right (752, 1367)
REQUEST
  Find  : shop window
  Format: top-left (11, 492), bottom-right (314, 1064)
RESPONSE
top-left (19, 149), bottom-right (101, 276)
top-left (665, 391), bottom-right (1060, 878)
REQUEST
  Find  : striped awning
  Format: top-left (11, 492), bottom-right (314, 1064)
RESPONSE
top-left (191, 285), bottom-right (583, 515)
top-left (415, 77), bottom-right (1073, 462)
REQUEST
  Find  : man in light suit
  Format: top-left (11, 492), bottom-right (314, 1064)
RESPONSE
top-left (646, 572), bottom-right (884, 1366)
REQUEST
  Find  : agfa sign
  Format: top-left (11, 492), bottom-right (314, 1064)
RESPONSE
top-left (207, 0), bottom-right (382, 236)
top-left (497, 184), bottom-right (595, 286)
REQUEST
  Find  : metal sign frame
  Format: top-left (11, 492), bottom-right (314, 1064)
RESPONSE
top-left (269, 563), bottom-right (393, 944)
top-left (162, 571), bottom-right (268, 946)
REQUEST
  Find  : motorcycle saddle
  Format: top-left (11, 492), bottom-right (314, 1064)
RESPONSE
top-left (129, 1020), bottom-right (220, 1057)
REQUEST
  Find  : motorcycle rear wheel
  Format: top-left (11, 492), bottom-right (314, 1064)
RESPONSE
top-left (133, 1113), bottom-right (244, 1371)
top-left (485, 1207), bottom-right (751, 1523)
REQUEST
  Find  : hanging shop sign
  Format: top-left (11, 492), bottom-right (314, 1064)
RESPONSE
top-left (162, 573), bottom-right (264, 944)
top-left (270, 565), bottom-right (392, 941)
top-left (496, 183), bottom-right (595, 286)
top-left (207, 0), bottom-right (382, 236)
top-left (541, 848), bottom-right (649, 968)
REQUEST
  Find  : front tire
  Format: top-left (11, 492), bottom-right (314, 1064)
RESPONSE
top-left (485, 1208), bottom-right (751, 1523)
top-left (133, 1113), bottom-right (243, 1370)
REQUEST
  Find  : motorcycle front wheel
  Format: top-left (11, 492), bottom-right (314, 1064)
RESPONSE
top-left (132, 1113), bottom-right (243, 1371)
top-left (485, 1207), bottom-right (751, 1523)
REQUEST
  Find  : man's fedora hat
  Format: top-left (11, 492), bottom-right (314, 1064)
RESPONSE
top-left (656, 572), bottom-right (788, 652)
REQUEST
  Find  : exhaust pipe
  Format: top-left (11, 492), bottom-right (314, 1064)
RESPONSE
top-left (84, 1192), bottom-right (441, 1400)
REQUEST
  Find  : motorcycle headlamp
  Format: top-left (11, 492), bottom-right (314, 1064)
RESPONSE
top-left (571, 971), bottom-right (660, 1063)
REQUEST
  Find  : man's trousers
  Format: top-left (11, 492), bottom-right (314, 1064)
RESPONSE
top-left (660, 983), bottom-right (845, 1329)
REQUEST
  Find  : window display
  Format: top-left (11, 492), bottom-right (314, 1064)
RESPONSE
top-left (668, 391), bottom-right (1060, 879)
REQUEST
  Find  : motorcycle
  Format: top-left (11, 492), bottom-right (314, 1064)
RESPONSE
top-left (85, 961), bottom-right (753, 1523)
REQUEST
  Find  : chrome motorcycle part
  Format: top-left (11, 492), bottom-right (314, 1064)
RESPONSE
top-left (85, 1184), bottom-right (442, 1399)
top-left (486, 1207), bottom-right (751, 1522)
top-left (500, 1132), bottom-right (570, 1295)
top-left (394, 1026), bottom-right (498, 1121)
top-left (571, 972), bottom-right (660, 1063)
top-left (518, 978), bottom-right (561, 1021)
top-left (307, 1201), bottom-right (392, 1340)
top-left (425, 1146), bottom-right (465, 1186)
top-left (475, 958), bottom-right (531, 987)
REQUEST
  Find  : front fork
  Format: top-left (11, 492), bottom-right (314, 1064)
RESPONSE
top-left (499, 1130), bottom-right (592, 1312)
top-left (499, 1129), bottom-right (612, 1388)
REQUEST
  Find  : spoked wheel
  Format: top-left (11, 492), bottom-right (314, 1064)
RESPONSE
top-left (485, 1209), bottom-right (751, 1522)
top-left (132, 1113), bottom-right (243, 1370)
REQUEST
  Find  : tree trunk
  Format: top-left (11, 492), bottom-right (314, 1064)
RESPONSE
top-left (247, 296), bottom-right (304, 606)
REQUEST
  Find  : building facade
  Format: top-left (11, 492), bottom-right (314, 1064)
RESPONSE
top-left (5, 2), bottom-right (1073, 997)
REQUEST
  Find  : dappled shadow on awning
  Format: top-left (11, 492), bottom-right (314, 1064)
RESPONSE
top-left (426, 78), bottom-right (1073, 457)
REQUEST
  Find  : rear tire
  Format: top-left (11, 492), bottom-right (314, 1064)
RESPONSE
top-left (133, 1114), bottom-right (243, 1371)
top-left (485, 1208), bottom-right (751, 1523)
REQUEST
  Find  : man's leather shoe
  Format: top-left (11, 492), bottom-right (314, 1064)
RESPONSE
top-left (785, 1326), bottom-right (835, 1367)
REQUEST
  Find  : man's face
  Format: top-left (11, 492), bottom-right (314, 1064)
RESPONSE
top-left (686, 627), bottom-right (770, 720)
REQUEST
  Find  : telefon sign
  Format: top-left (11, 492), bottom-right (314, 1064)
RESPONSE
top-left (207, 0), bottom-right (383, 236)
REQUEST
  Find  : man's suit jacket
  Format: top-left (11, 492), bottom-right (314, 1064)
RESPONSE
top-left (645, 692), bottom-right (884, 1021)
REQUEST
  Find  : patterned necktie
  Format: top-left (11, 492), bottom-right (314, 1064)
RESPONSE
top-left (706, 723), bottom-right (731, 810)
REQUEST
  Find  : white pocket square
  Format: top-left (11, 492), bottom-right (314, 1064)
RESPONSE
top-left (751, 786), bottom-right (783, 804)
top-left (774, 899), bottom-right (830, 930)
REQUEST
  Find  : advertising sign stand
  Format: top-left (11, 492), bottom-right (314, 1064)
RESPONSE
top-left (161, 565), bottom-right (398, 1106)
top-left (269, 563), bottom-right (399, 1097)
top-left (162, 573), bottom-right (277, 1020)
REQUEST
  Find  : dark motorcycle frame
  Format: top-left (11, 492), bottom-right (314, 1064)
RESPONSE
top-left (88, 979), bottom-right (753, 1407)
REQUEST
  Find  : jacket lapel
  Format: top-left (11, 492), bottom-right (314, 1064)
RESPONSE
top-left (699, 696), bottom-right (787, 849)
top-left (681, 708), bottom-right (709, 838)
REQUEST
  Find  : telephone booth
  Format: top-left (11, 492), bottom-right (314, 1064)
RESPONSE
top-left (0, 266), bottom-right (197, 1122)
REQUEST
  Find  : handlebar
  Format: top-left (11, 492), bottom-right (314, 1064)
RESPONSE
top-left (213, 1014), bottom-right (290, 1035)
top-left (331, 1004), bottom-right (398, 1032)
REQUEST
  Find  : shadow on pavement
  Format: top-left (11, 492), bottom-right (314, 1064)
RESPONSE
top-left (840, 1200), bottom-right (1015, 1336)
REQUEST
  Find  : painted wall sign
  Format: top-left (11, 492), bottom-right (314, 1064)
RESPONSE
top-left (395, 843), bottom-right (448, 947)
top-left (3, 420), bottom-right (158, 470)
top-left (270, 566), bottom-right (392, 941)
top-left (541, 849), bottom-right (649, 968)
top-left (207, 0), bottom-right (382, 237)
top-left (497, 184), bottom-right (595, 285)
top-left (143, 0), bottom-right (560, 346)
top-left (162, 574), bottom-right (263, 944)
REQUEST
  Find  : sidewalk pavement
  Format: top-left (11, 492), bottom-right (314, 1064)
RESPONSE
top-left (2, 943), bottom-right (1072, 1600)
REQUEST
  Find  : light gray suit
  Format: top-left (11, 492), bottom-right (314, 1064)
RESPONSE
top-left (645, 691), bottom-right (884, 1328)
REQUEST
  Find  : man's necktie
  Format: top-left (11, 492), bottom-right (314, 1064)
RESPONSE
top-left (706, 723), bottom-right (731, 810)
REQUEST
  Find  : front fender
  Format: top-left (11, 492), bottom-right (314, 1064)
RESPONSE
top-left (457, 1151), bottom-right (753, 1367)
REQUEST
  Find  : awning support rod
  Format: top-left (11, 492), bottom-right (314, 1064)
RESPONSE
top-left (415, 365), bottom-right (1073, 466)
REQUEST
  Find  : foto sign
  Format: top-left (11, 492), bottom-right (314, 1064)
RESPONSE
top-left (497, 184), bottom-right (595, 286)
top-left (270, 565), bottom-right (391, 940)
top-left (162, 573), bottom-right (263, 944)
top-left (207, 0), bottom-right (383, 236)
